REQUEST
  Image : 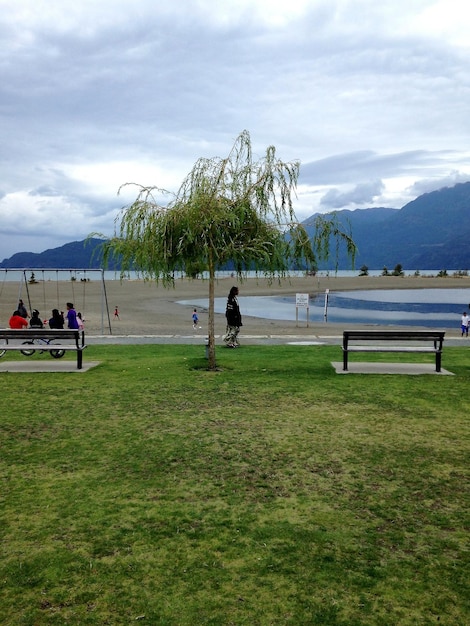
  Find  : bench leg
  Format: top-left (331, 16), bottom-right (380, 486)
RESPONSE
top-left (436, 352), bottom-right (441, 373)
top-left (77, 351), bottom-right (83, 370)
top-left (343, 351), bottom-right (348, 371)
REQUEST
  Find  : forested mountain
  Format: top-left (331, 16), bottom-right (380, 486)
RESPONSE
top-left (1, 183), bottom-right (470, 270)
top-left (304, 182), bottom-right (470, 270)
top-left (0, 239), bottom-right (109, 270)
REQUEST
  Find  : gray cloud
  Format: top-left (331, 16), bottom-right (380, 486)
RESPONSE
top-left (320, 180), bottom-right (386, 209)
top-left (0, 1), bottom-right (469, 258)
top-left (299, 150), bottom-right (455, 186)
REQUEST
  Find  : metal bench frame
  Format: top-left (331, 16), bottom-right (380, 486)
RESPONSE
top-left (342, 330), bottom-right (445, 372)
top-left (0, 329), bottom-right (87, 370)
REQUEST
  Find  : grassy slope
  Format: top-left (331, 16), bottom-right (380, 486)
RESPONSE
top-left (0, 344), bottom-right (468, 625)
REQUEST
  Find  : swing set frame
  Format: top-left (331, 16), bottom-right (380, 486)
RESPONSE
top-left (0, 268), bottom-right (112, 334)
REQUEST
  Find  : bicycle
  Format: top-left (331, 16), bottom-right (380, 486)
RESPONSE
top-left (20, 337), bottom-right (65, 359)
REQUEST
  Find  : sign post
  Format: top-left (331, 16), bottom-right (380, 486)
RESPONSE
top-left (324, 288), bottom-right (330, 322)
top-left (295, 293), bottom-right (310, 327)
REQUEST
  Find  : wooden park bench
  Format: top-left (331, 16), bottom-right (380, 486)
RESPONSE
top-left (342, 329), bottom-right (445, 372)
top-left (0, 329), bottom-right (87, 370)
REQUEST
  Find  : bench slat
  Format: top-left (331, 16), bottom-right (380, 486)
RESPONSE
top-left (347, 346), bottom-right (439, 353)
top-left (0, 330), bottom-right (82, 338)
top-left (0, 344), bottom-right (84, 349)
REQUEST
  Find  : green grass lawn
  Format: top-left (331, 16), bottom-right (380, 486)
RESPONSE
top-left (1, 344), bottom-right (469, 625)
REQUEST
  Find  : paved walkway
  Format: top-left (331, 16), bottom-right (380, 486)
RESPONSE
top-left (86, 333), bottom-right (335, 346)
top-left (85, 332), bottom-right (466, 347)
top-left (331, 362), bottom-right (453, 375)
top-left (0, 360), bottom-right (100, 373)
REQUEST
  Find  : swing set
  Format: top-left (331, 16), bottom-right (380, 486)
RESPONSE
top-left (0, 268), bottom-right (112, 334)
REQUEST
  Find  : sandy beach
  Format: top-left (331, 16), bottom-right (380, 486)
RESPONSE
top-left (1, 273), bottom-right (469, 337)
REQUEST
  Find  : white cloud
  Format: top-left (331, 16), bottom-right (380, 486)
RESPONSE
top-left (407, 171), bottom-right (470, 197)
top-left (0, 0), bottom-right (469, 259)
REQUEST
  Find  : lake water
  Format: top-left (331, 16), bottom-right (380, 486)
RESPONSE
top-left (0, 268), bottom-right (463, 282)
top-left (181, 288), bottom-right (470, 329)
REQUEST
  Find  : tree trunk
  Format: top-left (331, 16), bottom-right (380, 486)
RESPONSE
top-left (207, 257), bottom-right (217, 370)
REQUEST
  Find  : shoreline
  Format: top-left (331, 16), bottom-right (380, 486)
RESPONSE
top-left (1, 274), bottom-right (469, 337)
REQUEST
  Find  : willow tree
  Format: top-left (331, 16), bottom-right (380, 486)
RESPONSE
top-left (100, 130), bottom-right (355, 369)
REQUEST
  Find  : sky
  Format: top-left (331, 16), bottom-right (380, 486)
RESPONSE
top-left (1, 0), bottom-right (470, 260)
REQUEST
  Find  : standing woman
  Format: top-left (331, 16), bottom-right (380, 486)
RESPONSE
top-left (223, 286), bottom-right (242, 348)
top-left (66, 302), bottom-right (79, 329)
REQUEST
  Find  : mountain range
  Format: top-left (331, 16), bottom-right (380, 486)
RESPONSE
top-left (305, 182), bottom-right (470, 270)
top-left (0, 239), bottom-right (109, 271)
top-left (1, 182), bottom-right (470, 270)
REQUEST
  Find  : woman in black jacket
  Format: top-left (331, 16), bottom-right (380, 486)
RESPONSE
top-left (223, 286), bottom-right (242, 348)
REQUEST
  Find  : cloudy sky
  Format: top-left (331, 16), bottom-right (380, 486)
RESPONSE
top-left (1, 0), bottom-right (469, 260)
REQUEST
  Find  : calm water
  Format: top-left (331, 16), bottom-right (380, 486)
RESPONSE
top-left (0, 269), bottom-right (461, 282)
top-left (181, 288), bottom-right (470, 329)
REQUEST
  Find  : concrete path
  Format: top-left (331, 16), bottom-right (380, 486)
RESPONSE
top-left (331, 362), bottom-right (453, 375)
top-left (0, 360), bottom-right (101, 373)
top-left (85, 333), bottom-right (466, 347)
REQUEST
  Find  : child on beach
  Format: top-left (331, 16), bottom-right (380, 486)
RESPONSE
top-left (77, 312), bottom-right (85, 330)
top-left (461, 312), bottom-right (469, 337)
top-left (192, 309), bottom-right (201, 329)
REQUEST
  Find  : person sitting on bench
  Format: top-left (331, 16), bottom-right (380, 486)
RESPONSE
top-left (49, 309), bottom-right (65, 329)
top-left (9, 310), bottom-right (29, 329)
top-left (29, 309), bottom-right (44, 329)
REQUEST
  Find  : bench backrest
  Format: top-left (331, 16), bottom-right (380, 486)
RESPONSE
top-left (343, 330), bottom-right (445, 341)
top-left (0, 329), bottom-right (85, 346)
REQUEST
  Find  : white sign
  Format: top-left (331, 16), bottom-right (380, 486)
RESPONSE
top-left (296, 293), bottom-right (309, 308)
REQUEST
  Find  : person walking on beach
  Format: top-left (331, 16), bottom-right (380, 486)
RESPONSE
top-left (461, 311), bottom-right (469, 337)
top-left (223, 286), bottom-right (242, 348)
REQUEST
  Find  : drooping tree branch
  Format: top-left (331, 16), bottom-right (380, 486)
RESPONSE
top-left (92, 131), bottom-right (356, 369)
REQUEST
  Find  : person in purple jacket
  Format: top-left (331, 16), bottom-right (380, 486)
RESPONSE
top-left (66, 302), bottom-right (79, 329)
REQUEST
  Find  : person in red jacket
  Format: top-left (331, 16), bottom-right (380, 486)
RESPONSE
top-left (9, 310), bottom-right (29, 329)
